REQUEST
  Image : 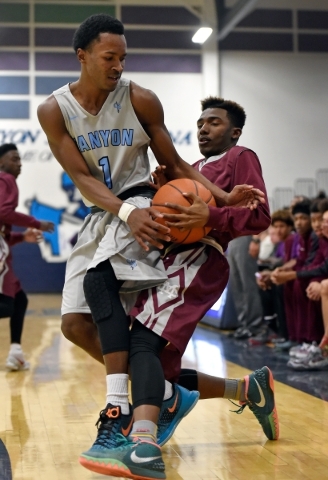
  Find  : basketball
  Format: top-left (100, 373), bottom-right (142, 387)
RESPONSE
top-left (152, 178), bottom-right (216, 244)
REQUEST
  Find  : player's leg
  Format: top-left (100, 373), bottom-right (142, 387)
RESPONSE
top-left (129, 321), bottom-right (199, 446)
top-left (80, 320), bottom-right (168, 479)
top-left (61, 312), bottom-right (103, 363)
top-left (3, 290), bottom-right (29, 371)
top-left (61, 210), bottom-right (106, 364)
top-left (178, 367), bottom-right (279, 440)
top-left (81, 259), bottom-right (132, 447)
top-left (0, 293), bottom-right (14, 319)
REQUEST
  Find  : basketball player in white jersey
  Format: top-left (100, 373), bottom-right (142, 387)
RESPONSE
top-left (37, 14), bottom-right (267, 480)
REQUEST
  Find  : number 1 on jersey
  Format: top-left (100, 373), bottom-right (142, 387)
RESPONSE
top-left (98, 156), bottom-right (112, 189)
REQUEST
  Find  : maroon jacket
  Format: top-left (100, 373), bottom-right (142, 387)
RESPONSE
top-left (193, 145), bottom-right (271, 251)
top-left (0, 171), bottom-right (41, 246)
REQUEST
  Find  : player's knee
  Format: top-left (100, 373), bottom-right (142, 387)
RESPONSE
top-left (61, 313), bottom-right (79, 341)
top-left (83, 270), bottom-right (113, 323)
top-left (321, 279), bottom-right (328, 296)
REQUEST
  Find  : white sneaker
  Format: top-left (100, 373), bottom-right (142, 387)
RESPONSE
top-left (6, 346), bottom-right (30, 371)
top-left (289, 342), bottom-right (314, 359)
top-left (288, 346), bottom-right (328, 370)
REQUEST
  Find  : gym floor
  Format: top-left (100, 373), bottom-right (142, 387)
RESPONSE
top-left (0, 294), bottom-right (327, 480)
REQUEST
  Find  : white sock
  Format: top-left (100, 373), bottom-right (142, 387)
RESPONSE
top-left (10, 343), bottom-right (22, 352)
top-left (163, 380), bottom-right (173, 400)
top-left (106, 374), bottom-right (129, 414)
top-left (131, 420), bottom-right (157, 442)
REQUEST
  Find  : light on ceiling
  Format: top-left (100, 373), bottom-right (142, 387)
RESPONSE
top-left (192, 27), bottom-right (213, 44)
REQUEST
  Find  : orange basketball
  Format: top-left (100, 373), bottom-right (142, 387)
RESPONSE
top-left (152, 178), bottom-right (216, 244)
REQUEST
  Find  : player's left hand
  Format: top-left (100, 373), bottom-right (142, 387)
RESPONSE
top-left (161, 192), bottom-right (209, 231)
top-left (23, 228), bottom-right (43, 243)
top-left (226, 184), bottom-right (266, 210)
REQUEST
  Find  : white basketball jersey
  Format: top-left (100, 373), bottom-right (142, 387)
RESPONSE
top-left (53, 78), bottom-right (151, 206)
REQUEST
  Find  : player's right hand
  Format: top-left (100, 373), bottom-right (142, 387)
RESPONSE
top-left (39, 221), bottom-right (55, 232)
top-left (127, 207), bottom-right (171, 251)
top-left (150, 165), bottom-right (169, 190)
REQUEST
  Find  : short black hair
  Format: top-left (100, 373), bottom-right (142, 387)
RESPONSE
top-left (200, 96), bottom-right (246, 129)
top-left (310, 199), bottom-right (321, 213)
top-left (0, 143), bottom-right (17, 159)
top-left (73, 14), bottom-right (124, 53)
top-left (292, 198), bottom-right (311, 216)
top-left (318, 198), bottom-right (328, 214)
top-left (271, 209), bottom-right (294, 227)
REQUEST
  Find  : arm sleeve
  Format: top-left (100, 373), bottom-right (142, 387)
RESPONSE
top-left (297, 259), bottom-right (328, 279)
top-left (0, 176), bottom-right (41, 229)
top-left (206, 150), bottom-right (271, 236)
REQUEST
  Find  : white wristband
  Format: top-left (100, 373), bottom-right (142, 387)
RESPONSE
top-left (118, 202), bottom-right (137, 222)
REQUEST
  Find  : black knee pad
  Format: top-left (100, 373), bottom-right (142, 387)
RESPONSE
top-left (83, 270), bottom-right (113, 323)
top-left (83, 262), bottom-right (130, 355)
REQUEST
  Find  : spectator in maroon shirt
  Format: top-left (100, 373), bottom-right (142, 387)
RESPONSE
top-left (272, 200), bottom-right (328, 368)
top-left (0, 143), bottom-right (54, 371)
top-left (271, 199), bottom-right (320, 348)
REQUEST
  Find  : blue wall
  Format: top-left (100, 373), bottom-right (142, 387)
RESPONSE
top-left (12, 242), bottom-right (65, 293)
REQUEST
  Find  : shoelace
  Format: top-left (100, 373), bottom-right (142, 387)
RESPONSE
top-left (93, 410), bottom-right (122, 448)
top-left (229, 369), bottom-right (267, 417)
top-left (229, 399), bottom-right (247, 414)
top-left (229, 398), bottom-right (268, 430)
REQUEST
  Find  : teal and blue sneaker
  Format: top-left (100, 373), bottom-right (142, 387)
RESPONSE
top-left (232, 366), bottom-right (279, 440)
top-left (157, 384), bottom-right (199, 446)
top-left (80, 403), bottom-right (133, 459)
top-left (80, 435), bottom-right (166, 479)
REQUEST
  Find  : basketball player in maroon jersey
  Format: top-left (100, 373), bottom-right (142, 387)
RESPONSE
top-left (131, 96), bottom-right (277, 441)
top-left (0, 143), bottom-right (54, 370)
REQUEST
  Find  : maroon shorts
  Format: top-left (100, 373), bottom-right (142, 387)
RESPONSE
top-left (0, 236), bottom-right (21, 298)
top-left (131, 245), bottom-right (229, 382)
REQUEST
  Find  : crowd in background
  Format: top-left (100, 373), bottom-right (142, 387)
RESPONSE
top-left (226, 192), bottom-right (328, 371)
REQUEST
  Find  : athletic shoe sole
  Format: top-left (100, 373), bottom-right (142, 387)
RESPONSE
top-left (79, 456), bottom-right (165, 479)
top-left (5, 359), bottom-right (30, 371)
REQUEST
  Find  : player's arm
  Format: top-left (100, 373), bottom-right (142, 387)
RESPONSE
top-left (131, 82), bottom-right (264, 209)
top-left (37, 96), bottom-right (170, 251)
top-left (0, 176), bottom-right (42, 229)
top-left (160, 150), bottom-right (271, 233)
top-left (203, 150), bottom-right (271, 236)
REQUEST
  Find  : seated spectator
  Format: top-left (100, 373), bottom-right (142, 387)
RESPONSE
top-left (268, 199), bottom-right (319, 350)
top-left (273, 200), bottom-right (328, 369)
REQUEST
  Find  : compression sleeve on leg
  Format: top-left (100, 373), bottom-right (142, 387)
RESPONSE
top-left (178, 368), bottom-right (198, 391)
